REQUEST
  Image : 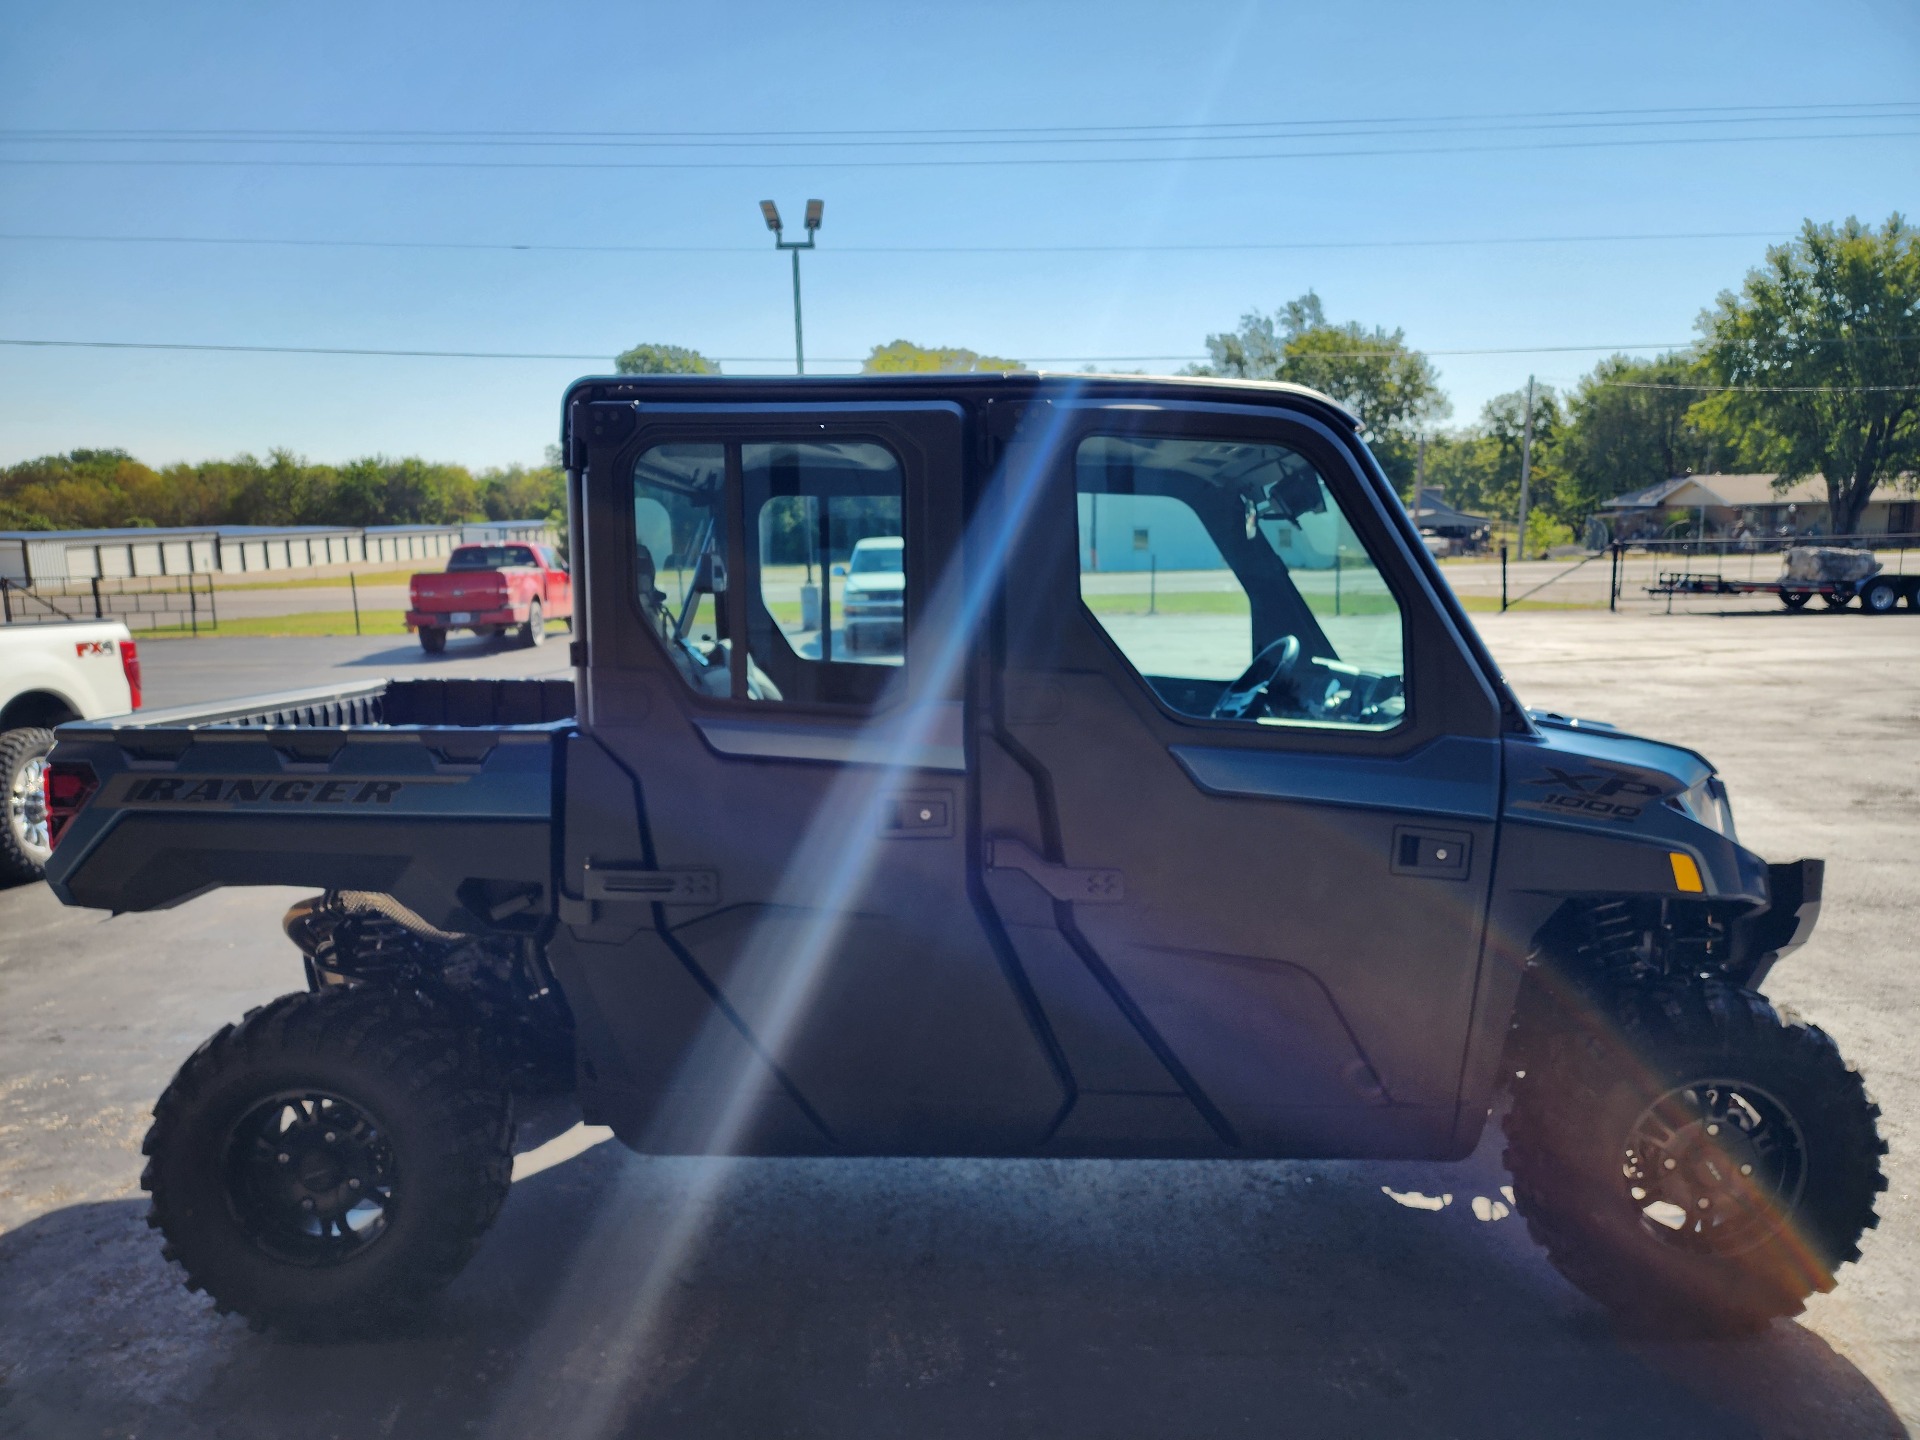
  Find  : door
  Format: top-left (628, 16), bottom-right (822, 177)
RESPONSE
top-left (552, 398), bottom-right (1067, 1156)
top-left (978, 400), bottom-right (1505, 1159)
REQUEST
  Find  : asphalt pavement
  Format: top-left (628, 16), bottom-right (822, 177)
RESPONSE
top-left (1, 614), bottom-right (1916, 1439)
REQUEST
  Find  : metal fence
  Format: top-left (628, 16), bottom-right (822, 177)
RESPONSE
top-left (0, 573), bottom-right (220, 632)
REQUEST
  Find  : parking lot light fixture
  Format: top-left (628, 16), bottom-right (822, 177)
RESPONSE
top-left (761, 198), bottom-right (822, 375)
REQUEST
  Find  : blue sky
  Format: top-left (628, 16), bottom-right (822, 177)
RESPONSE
top-left (2, 0), bottom-right (1917, 469)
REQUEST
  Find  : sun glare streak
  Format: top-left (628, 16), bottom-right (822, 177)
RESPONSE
top-left (480, 388), bottom-right (1088, 1440)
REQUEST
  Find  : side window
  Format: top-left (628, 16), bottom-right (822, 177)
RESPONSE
top-left (631, 439), bottom-right (906, 708)
top-left (743, 441), bottom-right (906, 706)
top-left (1076, 435), bottom-right (1406, 731)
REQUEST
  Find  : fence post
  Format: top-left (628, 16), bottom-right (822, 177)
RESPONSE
top-left (1610, 542), bottom-right (1621, 612)
top-left (1500, 545), bottom-right (1509, 612)
top-left (350, 572), bottom-right (362, 636)
top-left (91, 576), bottom-right (103, 619)
top-left (1148, 553), bottom-right (1157, 616)
top-left (2, 579), bottom-right (10, 625)
top-left (188, 574), bottom-right (198, 636)
top-left (208, 575), bottom-right (218, 632)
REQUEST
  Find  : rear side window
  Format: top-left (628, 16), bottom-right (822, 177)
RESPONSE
top-left (449, 545), bottom-right (537, 570)
top-left (631, 439), bottom-right (907, 708)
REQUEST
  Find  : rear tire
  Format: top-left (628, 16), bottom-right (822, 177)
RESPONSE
top-left (520, 600), bottom-right (545, 648)
top-left (419, 626), bottom-right (447, 653)
top-left (141, 988), bottom-right (513, 1336)
top-left (1819, 590), bottom-right (1852, 610)
top-left (0, 725), bottom-right (56, 883)
top-left (1780, 590), bottom-right (1811, 610)
top-left (1862, 578), bottom-right (1901, 614)
top-left (1504, 979), bottom-right (1885, 1335)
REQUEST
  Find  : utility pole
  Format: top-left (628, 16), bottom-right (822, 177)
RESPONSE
top-left (1515, 374), bottom-right (1536, 560)
top-left (760, 200), bottom-right (823, 375)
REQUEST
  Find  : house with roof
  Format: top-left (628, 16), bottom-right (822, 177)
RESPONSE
top-left (1597, 473), bottom-right (1920, 541)
top-left (1407, 488), bottom-right (1493, 553)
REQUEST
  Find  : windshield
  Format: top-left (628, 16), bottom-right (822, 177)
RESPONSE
top-left (447, 546), bottom-right (536, 570)
top-left (848, 542), bottom-right (902, 575)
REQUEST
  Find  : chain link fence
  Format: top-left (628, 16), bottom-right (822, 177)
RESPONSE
top-left (0, 573), bottom-right (220, 632)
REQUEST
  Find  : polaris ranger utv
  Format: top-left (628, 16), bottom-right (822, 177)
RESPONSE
top-left (41, 374), bottom-right (1883, 1337)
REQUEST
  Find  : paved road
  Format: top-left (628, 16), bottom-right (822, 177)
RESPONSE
top-left (2, 617), bottom-right (1915, 1438)
top-left (133, 628), bottom-right (571, 711)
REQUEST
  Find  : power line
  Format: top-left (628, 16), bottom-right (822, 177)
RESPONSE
top-left (10, 111), bottom-right (1920, 152)
top-left (0, 227), bottom-right (1793, 256)
top-left (9, 98), bottom-right (1914, 142)
top-left (6, 128), bottom-right (1917, 172)
top-left (6, 338), bottom-right (1915, 366)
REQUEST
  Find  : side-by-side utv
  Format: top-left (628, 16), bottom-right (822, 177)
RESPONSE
top-left (41, 373), bottom-right (1883, 1336)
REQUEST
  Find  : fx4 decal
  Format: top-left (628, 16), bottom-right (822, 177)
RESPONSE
top-left (74, 639), bottom-right (118, 658)
top-left (1512, 765), bottom-right (1670, 823)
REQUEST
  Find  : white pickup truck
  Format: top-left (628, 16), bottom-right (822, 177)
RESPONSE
top-left (0, 620), bottom-right (141, 880)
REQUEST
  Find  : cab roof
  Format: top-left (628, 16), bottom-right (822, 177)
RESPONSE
top-left (560, 371), bottom-right (1361, 448)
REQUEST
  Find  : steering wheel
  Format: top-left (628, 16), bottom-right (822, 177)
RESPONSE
top-left (1210, 635), bottom-right (1302, 720)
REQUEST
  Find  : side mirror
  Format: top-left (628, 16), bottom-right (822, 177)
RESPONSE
top-left (831, 564), bottom-right (847, 577)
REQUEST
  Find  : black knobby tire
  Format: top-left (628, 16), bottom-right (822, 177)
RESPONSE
top-left (419, 625), bottom-right (447, 653)
top-left (1504, 979), bottom-right (1885, 1335)
top-left (142, 988), bottom-right (513, 1336)
top-left (0, 725), bottom-right (56, 883)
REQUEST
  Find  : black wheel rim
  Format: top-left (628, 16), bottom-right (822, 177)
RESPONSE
top-left (224, 1091), bottom-right (398, 1266)
top-left (1621, 1078), bottom-right (1808, 1257)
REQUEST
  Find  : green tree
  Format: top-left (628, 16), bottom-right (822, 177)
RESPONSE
top-left (614, 343), bottom-right (722, 375)
top-left (1189, 291), bottom-right (1449, 493)
top-left (1697, 215), bottom-right (1920, 534)
top-left (1423, 385), bottom-right (1565, 523)
top-left (861, 340), bottom-right (1023, 374)
top-left (1555, 353), bottom-right (1740, 520)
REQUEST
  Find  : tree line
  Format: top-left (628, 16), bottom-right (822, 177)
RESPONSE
top-left (0, 448), bottom-right (565, 534)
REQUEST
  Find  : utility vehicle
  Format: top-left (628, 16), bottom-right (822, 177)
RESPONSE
top-left (41, 374), bottom-right (1883, 1336)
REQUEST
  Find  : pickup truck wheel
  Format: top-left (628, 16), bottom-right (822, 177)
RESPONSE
top-left (141, 988), bottom-right (513, 1337)
top-left (1504, 979), bottom-right (1885, 1336)
top-left (520, 600), bottom-right (545, 648)
top-left (418, 626), bottom-right (447, 654)
top-left (0, 726), bottom-right (56, 883)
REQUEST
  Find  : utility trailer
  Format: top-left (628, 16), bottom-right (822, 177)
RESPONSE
top-left (39, 372), bottom-right (1885, 1340)
top-left (1651, 570), bottom-right (1920, 612)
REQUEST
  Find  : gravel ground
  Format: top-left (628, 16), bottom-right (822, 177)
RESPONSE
top-left (0, 612), bottom-right (1914, 1439)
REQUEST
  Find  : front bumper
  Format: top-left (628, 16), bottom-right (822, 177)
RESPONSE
top-left (1734, 857), bottom-right (1825, 988)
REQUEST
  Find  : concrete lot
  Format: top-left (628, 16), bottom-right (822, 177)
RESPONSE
top-left (1, 613), bottom-right (1916, 1438)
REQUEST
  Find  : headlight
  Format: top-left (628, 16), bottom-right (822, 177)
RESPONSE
top-left (1669, 776), bottom-right (1736, 840)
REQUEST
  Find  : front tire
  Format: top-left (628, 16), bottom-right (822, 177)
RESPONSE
top-left (0, 725), bottom-right (56, 883)
top-left (1504, 980), bottom-right (1885, 1334)
top-left (141, 989), bottom-right (513, 1336)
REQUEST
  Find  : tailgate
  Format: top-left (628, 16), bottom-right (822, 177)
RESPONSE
top-left (411, 570), bottom-right (511, 613)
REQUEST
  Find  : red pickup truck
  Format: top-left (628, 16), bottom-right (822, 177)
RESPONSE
top-left (407, 543), bottom-right (572, 652)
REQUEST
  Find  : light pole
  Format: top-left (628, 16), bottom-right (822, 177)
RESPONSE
top-left (760, 199), bottom-right (822, 375)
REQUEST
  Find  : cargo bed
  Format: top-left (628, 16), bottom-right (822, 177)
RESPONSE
top-left (42, 677), bottom-right (575, 930)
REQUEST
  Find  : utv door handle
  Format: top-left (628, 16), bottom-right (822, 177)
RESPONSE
top-left (985, 837), bottom-right (1125, 904)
